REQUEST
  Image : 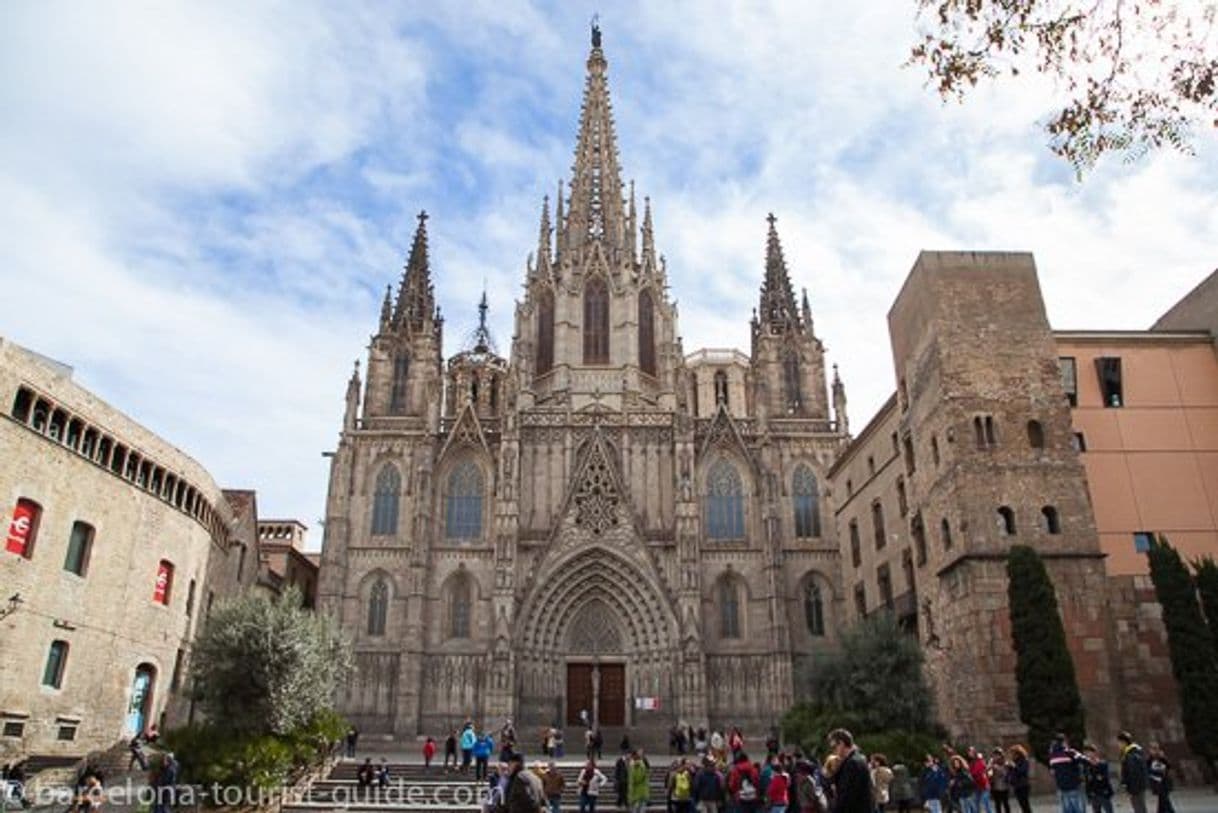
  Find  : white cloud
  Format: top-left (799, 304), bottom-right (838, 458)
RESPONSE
top-left (1, 0), bottom-right (1215, 545)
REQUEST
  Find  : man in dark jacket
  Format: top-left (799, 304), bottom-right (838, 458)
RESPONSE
top-left (1116, 732), bottom-right (1148, 813)
top-left (692, 759), bottom-right (724, 813)
top-left (1047, 734), bottom-right (1087, 813)
top-left (826, 729), bottom-right (869, 813)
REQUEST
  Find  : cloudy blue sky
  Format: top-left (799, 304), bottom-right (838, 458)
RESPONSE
top-left (3, 2), bottom-right (1216, 544)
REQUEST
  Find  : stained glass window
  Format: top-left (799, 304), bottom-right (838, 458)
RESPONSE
top-left (793, 465), bottom-right (820, 538)
top-left (584, 277), bottom-right (609, 364)
top-left (445, 461), bottom-right (484, 540)
top-left (371, 465), bottom-right (400, 535)
top-left (705, 459), bottom-right (745, 540)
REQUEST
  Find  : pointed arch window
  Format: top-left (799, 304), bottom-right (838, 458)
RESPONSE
top-left (445, 461), bottom-right (484, 540)
top-left (449, 575), bottom-right (471, 639)
top-left (536, 289), bottom-right (555, 374)
top-left (804, 581), bottom-right (825, 637)
top-left (783, 352), bottom-right (802, 413)
top-left (583, 277), bottom-right (609, 364)
top-left (367, 578), bottom-right (388, 636)
top-left (792, 465), bottom-right (821, 538)
top-left (371, 465), bottom-right (400, 536)
top-left (638, 289), bottom-right (656, 376)
top-left (390, 354), bottom-right (409, 414)
top-left (705, 459), bottom-right (745, 540)
top-left (719, 576), bottom-right (742, 639)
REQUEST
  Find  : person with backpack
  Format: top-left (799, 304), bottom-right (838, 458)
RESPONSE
top-left (475, 731), bottom-right (496, 781)
top-left (792, 757), bottom-right (828, 813)
top-left (671, 760), bottom-right (695, 813)
top-left (461, 723), bottom-right (478, 773)
top-left (870, 754), bottom-right (893, 813)
top-left (694, 758), bottom-right (726, 813)
top-left (1116, 732), bottom-right (1148, 813)
top-left (728, 752), bottom-right (762, 813)
top-left (578, 759), bottom-right (609, 813)
top-left (764, 759), bottom-right (789, 813)
top-left (888, 762), bottom-right (914, 813)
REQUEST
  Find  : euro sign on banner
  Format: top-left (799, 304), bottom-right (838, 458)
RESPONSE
top-left (5, 500), bottom-right (37, 556)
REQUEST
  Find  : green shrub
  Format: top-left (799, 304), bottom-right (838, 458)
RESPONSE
top-left (781, 702), bottom-right (943, 767)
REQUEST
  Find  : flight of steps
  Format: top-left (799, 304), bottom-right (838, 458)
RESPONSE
top-left (282, 760), bottom-right (678, 813)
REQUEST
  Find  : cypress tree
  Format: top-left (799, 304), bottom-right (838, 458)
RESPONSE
top-left (1006, 544), bottom-right (1086, 762)
top-left (1193, 555), bottom-right (1218, 663)
top-left (1147, 537), bottom-right (1218, 773)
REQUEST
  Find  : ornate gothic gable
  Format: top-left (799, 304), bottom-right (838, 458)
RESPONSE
top-left (698, 403), bottom-right (754, 467)
top-left (438, 402), bottom-right (490, 462)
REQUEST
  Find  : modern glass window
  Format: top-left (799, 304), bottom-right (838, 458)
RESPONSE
top-left (583, 277), bottom-right (609, 364)
top-left (63, 521), bottom-right (93, 576)
top-left (1133, 531), bottom-right (1154, 553)
top-left (804, 582), bottom-right (825, 637)
top-left (1096, 356), bottom-right (1123, 407)
top-left (719, 578), bottom-right (741, 639)
top-left (638, 289), bottom-right (656, 376)
top-left (43, 640), bottom-right (69, 688)
top-left (445, 461), bottom-right (484, 540)
top-left (705, 459), bottom-right (745, 540)
top-left (792, 465), bottom-right (821, 538)
top-left (367, 578), bottom-right (388, 636)
top-left (536, 289), bottom-right (555, 374)
top-left (1059, 356), bottom-right (1078, 406)
top-left (371, 464), bottom-right (401, 535)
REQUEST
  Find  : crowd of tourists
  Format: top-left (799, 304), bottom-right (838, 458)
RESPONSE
top-left (378, 720), bottom-right (1181, 813)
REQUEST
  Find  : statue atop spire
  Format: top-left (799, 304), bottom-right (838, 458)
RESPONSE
top-left (563, 21), bottom-right (627, 255)
top-left (591, 14), bottom-right (602, 48)
top-left (758, 213), bottom-right (802, 334)
top-left (393, 210), bottom-right (436, 333)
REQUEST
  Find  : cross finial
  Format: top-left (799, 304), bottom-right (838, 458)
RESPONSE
top-left (417, 210), bottom-right (429, 224)
top-left (766, 212), bottom-right (777, 227)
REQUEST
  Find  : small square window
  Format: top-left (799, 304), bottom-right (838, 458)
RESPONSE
top-left (1133, 532), bottom-right (1154, 553)
top-left (1072, 432), bottom-right (1087, 452)
top-left (2, 721), bottom-right (24, 738)
top-left (57, 724), bottom-right (77, 741)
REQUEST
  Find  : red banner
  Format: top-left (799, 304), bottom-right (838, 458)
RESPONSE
top-left (153, 561), bottom-right (173, 604)
top-left (5, 500), bottom-right (38, 556)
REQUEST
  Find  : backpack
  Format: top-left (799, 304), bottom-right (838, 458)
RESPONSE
top-left (674, 771), bottom-right (691, 799)
top-left (738, 773), bottom-right (758, 802)
top-left (797, 773), bottom-right (827, 813)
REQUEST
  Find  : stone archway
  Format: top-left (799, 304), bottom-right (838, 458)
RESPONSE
top-left (513, 544), bottom-right (679, 727)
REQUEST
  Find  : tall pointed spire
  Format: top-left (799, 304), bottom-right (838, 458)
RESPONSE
top-left (564, 21), bottom-right (627, 254)
top-left (801, 286), bottom-right (814, 333)
top-left (627, 180), bottom-right (638, 263)
top-left (832, 363), bottom-right (849, 435)
top-left (641, 196), bottom-right (657, 271)
top-left (555, 179), bottom-right (565, 252)
top-left (759, 213), bottom-right (800, 333)
top-left (379, 285), bottom-right (393, 333)
top-left (535, 195), bottom-right (552, 276)
top-left (394, 210), bottom-right (436, 332)
top-left (343, 360), bottom-right (361, 432)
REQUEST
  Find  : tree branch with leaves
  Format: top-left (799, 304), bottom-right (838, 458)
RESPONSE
top-left (909, 0), bottom-right (1218, 172)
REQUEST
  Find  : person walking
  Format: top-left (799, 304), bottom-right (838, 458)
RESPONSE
top-left (151, 752), bottom-right (179, 813)
top-left (966, 749), bottom-right (992, 813)
top-left (475, 731), bottom-right (496, 781)
top-left (423, 737), bottom-right (437, 771)
top-left (503, 751), bottom-right (546, 813)
top-left (825, 730), bottom-right (869, 813)
top-left (446, 730), bottom-right (459, 772)
top-left (764, 759), bottom-right (788, 813)
top-left (1048, 734), bottom-right (1088, 813)
top-left (629, 751), bottom-right (652, 813)
top-left (542, 761), bottom-right (566, 813)
top-left (1146, 744), bottom-right (1175, 813)
top-left (345, 727), bottom-right (359, 760)
top-left (918, 755), bottom-right (948, 813)
top-left (461, 723), bottom-right (477, 773)
top-left (694, 758), bottom-right (726, 813)
top-left (579, 760), bottom-right (609, 813)
top-left (672, 760), bottom-right (696, 813)
top-left (1116, 732), bottom-right (1149, 813)
top-left (128, 734), bottom-right (149, 771)
top-left (1082, 744), bottom-right (1114, 813)
top-left (888, 762), bottom-right (914, 813)
top-left (1006, 746), bottom-right (1032, 813)
top-left (870, 755), bottom-right (893, 813)
top-left (728, 752), bottom-right (761, 813)
top-left (615, 752), bottom-right (631, 812)
top-left (986, 750), bottom-right (1010, 813)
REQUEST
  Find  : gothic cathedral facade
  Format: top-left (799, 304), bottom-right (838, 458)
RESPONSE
top-left (318, 30), bottom-right (850, 736)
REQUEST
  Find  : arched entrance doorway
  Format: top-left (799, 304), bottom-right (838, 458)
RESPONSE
top-left (126, 663), bottom-right (156, 736)
top-left (565, 599), bottom-right (626, 726)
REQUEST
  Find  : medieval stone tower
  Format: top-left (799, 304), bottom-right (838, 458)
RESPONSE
top-left (317, 26), bottom-right (850, 737)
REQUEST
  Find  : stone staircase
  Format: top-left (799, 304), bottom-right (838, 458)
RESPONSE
top-left (282, 760), bottom-right (677, 813)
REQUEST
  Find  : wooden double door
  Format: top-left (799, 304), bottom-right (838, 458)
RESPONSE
top-left (566, 662), bottom-right (625, 726)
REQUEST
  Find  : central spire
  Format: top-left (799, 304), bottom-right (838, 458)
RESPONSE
top-left (563, 21), bottom-right (627, 255)
top-left (759, 213), bottom-right (802, 333)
